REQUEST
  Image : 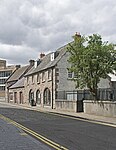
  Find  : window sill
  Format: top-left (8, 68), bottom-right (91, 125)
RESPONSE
top-left (42, 80), bottom-right (45, 83)
top-left (48, 79), bottom-right (52, 82)
top-left (67, 78), bottom-right (73, 80)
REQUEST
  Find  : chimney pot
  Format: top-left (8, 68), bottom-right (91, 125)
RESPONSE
top-left (29, 60), bottom-right (35, 66)
top-left (75, 32), bottom-right (81, 37)
top-left (40, 53), bottom-right (45, 59)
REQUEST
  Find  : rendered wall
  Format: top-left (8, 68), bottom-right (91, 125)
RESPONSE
top-left (55, 100), bottom-right (77, 112)
top-left (84, 100), bottom-right (116, 117)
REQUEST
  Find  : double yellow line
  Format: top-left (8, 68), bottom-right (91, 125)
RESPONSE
top-left (0, 114), bottom-right (68, 150)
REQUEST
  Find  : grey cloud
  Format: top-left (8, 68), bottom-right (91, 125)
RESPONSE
top-left (0, 0), bottom-right (115, 65)
top-left (0, 43), bottom-right (38, 65)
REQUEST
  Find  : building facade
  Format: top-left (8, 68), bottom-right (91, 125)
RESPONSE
top-left (0, 59), bottom-right (18, 100)
top-left (5, 41), bottom-right (116, 112)
top-left (23, 44), bottom-right (115, 112)
top-left (6, 60), bottom-right (34, 103)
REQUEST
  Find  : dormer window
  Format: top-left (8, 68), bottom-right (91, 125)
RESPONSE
top-left (51, 53), bottom-right (55, 61)
top-left (34, 61), bottom-right (37, 68)
top-left (34, 59), bottom-right (41, 68)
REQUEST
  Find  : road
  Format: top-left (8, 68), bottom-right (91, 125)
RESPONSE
top-left (0, 104), bottom-right (116, 150)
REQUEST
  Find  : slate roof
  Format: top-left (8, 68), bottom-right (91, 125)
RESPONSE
top-left (25, 44), bottom-right (68, 76)
top-left (7, 65), bottom-right (29, 82)
top-left (9, 77), bottom-right (25, 89)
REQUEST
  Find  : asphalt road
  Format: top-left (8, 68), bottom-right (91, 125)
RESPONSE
top-left (0, 106), bottom-right (116, 150)
top-left (0, 118), bottom-right (51, 150)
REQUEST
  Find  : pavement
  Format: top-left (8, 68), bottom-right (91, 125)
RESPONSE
top-left (0, 101), bottom-right (116, 125)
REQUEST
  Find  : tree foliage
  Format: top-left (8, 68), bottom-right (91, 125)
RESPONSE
top-left (67, 33), bottom-right (116, 100)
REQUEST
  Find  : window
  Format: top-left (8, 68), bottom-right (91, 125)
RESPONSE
top-left (43, 88), bottom-right (51, 105)
top-left (29, 89), bottom-right (34, 103)
top-left (32, 75), bottom-right (34, 83)
top-left (36, 90), bottom-right (41, 104)
top-left (42, 72), bottom-right (45, 82)
top-left (14, 92), bottom-right (17, 103)
top-left (0, 79), bottom-right (6, 84)
top-left (67, 70), bottom-right (73, 79)
top-left (5, 71), bottom-right (12, 77)
top-left (0, 71), bottom-right (12, 77)
top-left (27, 76), bottom-right (29, 84)
top-left (19, 92), bottom-right (23, 104)
top-left (67, 70), bottom-right (77, 79)
top-left (73, 72), bottom-right (77, 79)
top-left (9, 92), bottom-right (13, 100)
top-left (0, 72), bottom-right (4, 77)
top-left (37, 74), bottom-right (40, 83)
top-left (0, 86), bottom-right (5, 91)
top-left (48, 69), bottom-right (52, 80)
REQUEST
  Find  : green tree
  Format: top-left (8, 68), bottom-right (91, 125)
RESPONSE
top-left (67, 33), bottom-right (116, 100)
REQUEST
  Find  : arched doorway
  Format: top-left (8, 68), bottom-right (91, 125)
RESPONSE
top-left (43, 88), bottom-right (51, 105)
top-left (29, 89), bottom-right (34, 103)
top-left (36, 90), bottom-right (41, 104)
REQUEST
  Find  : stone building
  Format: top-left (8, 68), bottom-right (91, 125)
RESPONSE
top-left (24, 46), bottom-right (72, 109)
top-left (24, 44), bottom-right (115, 112)
top-left (0, 59), bottom-right (18, 101)
top-left (5, 35), bottom-right (116, 112)
top-left (6, 60), bottom-right (34, 103)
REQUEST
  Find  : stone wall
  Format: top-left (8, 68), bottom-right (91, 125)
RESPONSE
top-left (84, 100), bottom-right (116, 117)
top-left (24, 68), bottom-right (56, 108)
top-left (55, 100), bottom-right (77, 112)
top-left (56, 52), bottom-right (76, 91)
top-left (9, 87), bottom-right (24, 104)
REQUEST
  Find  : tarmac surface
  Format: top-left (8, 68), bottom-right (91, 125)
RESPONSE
top-left (0, 117), bottom-right (51, 150)
top-left (0, 102), bottom-right (52, 150)
top-left (1, 101), bottom-right (115, 125)
top-left (0, 101), bottom-right (116, 150)
top-left (5, 102), bottom-right (116, 125)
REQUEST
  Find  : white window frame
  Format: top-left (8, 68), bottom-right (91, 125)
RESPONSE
top-left (67, 70), bottom-right (73, 79)
top-left (37, 73), bottom-right (40, 83)
top-left (42, 72), bottom-right (45, 82)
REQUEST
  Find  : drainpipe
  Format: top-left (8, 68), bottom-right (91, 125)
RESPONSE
top-left (51, 67), bottom-right (54, 109)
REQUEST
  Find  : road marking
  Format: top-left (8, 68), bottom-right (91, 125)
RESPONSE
top-left (0, 114), bottom-right (68, 150)
top-left (1, 102), bottom-right (116, 128)
top-left (20, 133), bottom-right (28, 136)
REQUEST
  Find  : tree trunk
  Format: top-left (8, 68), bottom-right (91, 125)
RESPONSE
top-left (90, 88), bottom-right (98, 100)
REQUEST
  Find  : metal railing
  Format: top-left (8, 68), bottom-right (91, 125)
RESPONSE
top-left (56, 88), bottom-right (116, 101)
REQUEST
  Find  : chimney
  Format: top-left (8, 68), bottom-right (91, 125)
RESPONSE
top-left (29, 60), bottom-right (35, 66)
top-left (75, 32), bottom-right (81, 38)
top-left (15, 65), bottom-right (20, 69)
top-left (40, 53), bottom-right (45, 59)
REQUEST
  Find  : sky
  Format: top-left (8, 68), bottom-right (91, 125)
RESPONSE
top-left (0, 0), bottom-right (116, 65)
